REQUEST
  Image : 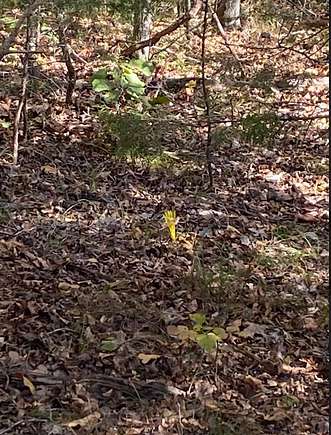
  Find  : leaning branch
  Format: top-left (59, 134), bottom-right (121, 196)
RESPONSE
top-left (209, 4), bottom-right (245, 77)
top-left (122, 0), bottom-right (202, 57)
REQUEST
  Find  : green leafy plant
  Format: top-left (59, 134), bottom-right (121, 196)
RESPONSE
top-left (100, 338), bottom-right (119, 352)
top-left (190, 313), bottom-right (228, 352)
top-left (99, 110), bottom-right (166, 160)
top-left (168, 314), bottom-right (228, 353)
top-left (320, 303), bottom-right (329, 328)
top-left (240, 112), bottom-right (280, 145)
top-left (0, 207), bottom-right (10, 224)
top-left (92, 58), bottom-right (154, 105)
top-left (92, 59), bottom-right (171, 161)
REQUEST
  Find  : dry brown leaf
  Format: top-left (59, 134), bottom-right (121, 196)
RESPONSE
top-left (23, 376), bottom-right (35, 395)
top-left (167, 325), bottom-right (196, 341)
top-left (41, 164), bottom-right (58, 175)
top-left (58, 282), bottom-right (80, 291)
top-left (237, 322), bottom-right (266, 338)
top-left (297, 210), bottom-right (323, 223)
top-left (138, 353), bottom-right (161, 364)
top-left (226, 319), bottom-right (242, 333)
top-left (67, 411), bottom-right (101, 428)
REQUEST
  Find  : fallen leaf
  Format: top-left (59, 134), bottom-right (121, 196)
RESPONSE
top-left (41, 164), bottom-right (58, 175)
top-left (263, 409), bottom-right (288, 421)
top-left (237, 322), bottom-right (267, 338)
top-left (240, 235), bottom-right (251, 246)
top-left (226, 319), bottom-right (242, 333)
top-left (67, 411), bottom-right (101, 428)
top-left (303, 317), bottom-right (319, 331)
top-left (23, 376), bottom-right (35, 394)
top-left (167, 325), bottom-right (196, 341)
top-left (138, 353), bottom-right (161, 364)
top-left (58, 282), bottom-right (80, 291)
top-left (297, 210), bottom-right (323, 222)
top-left (213, 327), bottom-right (228, 340)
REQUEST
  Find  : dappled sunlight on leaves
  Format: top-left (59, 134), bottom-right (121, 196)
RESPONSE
top-left (0, 0), bottom-right (328, 433)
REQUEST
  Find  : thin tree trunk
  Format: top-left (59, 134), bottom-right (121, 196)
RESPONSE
top-left (209, 4), bottom-right (245, 77)
top-left (133, 0), bottom-right (153, 59)
top-left (13, 33), bottom-right (30, 165)
top-left (58, 17), bottom-right (76, 106)
top-left (30, 5), bottom-right (41, 51)
top-left (201, 0), bottom-right (213, 187)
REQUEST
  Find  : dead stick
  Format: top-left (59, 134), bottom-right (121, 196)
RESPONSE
top-left (22, 9), bottom-right (33, 142)
top-left (12, 26), bottom-right (30, 165)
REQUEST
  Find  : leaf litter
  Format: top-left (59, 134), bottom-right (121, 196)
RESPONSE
top-left (0, 4), bottom-right (329, 435)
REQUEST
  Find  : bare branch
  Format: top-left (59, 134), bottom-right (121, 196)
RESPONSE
top-left (122, 0), bottom-right (202, 57)
top-left (209, 4), bottom-right (245, 77)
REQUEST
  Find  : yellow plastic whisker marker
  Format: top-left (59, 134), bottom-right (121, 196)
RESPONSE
top-left (163, 210), bottom-right (177, 241)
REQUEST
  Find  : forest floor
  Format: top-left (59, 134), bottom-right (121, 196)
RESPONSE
top-left (0, 6), bottom-right (329, 435)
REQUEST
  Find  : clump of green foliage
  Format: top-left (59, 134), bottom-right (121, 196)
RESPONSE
top-left (190, 313), bottom-right (228, 352)
top-left (92, 58), bottom-right (154, 104)
top-left (240, 112), bottom-right (280, 145)
top-left (99, 110), bottom-right (164, 160)
top-left (92, 58), bottom-right (172, 160)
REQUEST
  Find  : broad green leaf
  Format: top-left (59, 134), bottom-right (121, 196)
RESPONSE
top-left (92, 68), bottom-right (108, 80)
top-left (196, 332), bottom-right (219, 352)
top-left (100, 338), bottom-right (118, 352)
top-left (92, 78), bottom-right (112, 93)
top-left (124, 72), bottom-right (145, 89)
top-left (213, 327), bottom-right (228, 340)
top-left (104, 89), bottom-right (120, 102)
top-left (190, 313), bottom-right (206, 331)
top-left (130, 59), bottom-right (154, 76)
top-left (126, 86), bottom-right (145, 97)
